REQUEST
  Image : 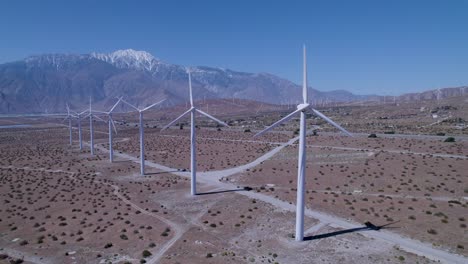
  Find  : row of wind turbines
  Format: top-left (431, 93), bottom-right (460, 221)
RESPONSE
top-left (63, 46), bottom-right (352, 242)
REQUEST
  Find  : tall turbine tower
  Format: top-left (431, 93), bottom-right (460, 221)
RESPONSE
top-left (163, 70), bottom-right (228, 195)
top-left (254, 45), bottom-right (352, 241)
top-left (436, 88), bottom-right (442, 102)
top-left (85, 97), bottom-right (105, 155)
top-left (68, 108), bottom-right (88, 150)
top-left (94, 98), bottom-right (122, 162)
top-left (77, 111), bottom-right (84, 150)
top-left (89, 97), bottom-right (95, 155)
top-left (65, 103), bottom-right (73, 145)
top-left (121, 98), bottom-right (166, 175)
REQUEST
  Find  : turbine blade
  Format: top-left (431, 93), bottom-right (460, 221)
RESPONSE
top-left (66, 103), bottom-right (70, 115)
top-left (303, 44), bottom-right (308, 104)
top-left (110, 116), bottom-right (118, 134)
top-left (195, 109), bottom-right (228, 127)
top-left (311, 108), bottom-right (352, 137)
top-left (120, 99), bottom-right (139, 111)
top-left (79, 109), bottom-right (89, 115)
top-left (254, 105), bottom-right (307, 137)
top-left (142, 99), bottom-right (166, 112)
top-left (92, 110), bottom-right (108, 114)
top-left (93, 115), bottom-right (106, 122)
top-left (161, 108), bottom-right (192, 130)
top-left (109, 97), bottom-right (122, 113)
top-left (188, 70), bottom-right (193, 107)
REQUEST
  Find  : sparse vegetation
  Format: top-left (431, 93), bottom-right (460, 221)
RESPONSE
top-left (142, 250), bottom-right (152, 258)
top-left (444, 137), bottom-right (455, 142)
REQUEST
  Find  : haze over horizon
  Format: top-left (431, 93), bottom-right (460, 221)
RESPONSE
top-left (1, 0), bottom-right (467, 95)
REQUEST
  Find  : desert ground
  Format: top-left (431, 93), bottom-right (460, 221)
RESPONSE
top-left (0, 96), bottom-right (467, 264)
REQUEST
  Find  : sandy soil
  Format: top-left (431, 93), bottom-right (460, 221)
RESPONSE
top-left (0, 99), bottom-right (466, 264)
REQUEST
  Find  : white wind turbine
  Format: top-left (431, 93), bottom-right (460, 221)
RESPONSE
top-left (435, 89), bottom-right (442, 102)
top-left (94, 98), bottom-right (123, 162)
top-left (121, 98), bottom-right (166, 175)
top-left (162, 70), bottom-right (229, 195)
top-left (67, 107), bottom-right (89, 150)
top-left (76, 110), bottom-right (87, 150)
top-left (254, 45), bottom-right (352, 241)
top-left (85, 97), bottom-right (104, 155)
top-left (65, 103), bottom-right (73, 146)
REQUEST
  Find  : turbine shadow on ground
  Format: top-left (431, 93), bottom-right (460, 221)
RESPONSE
top-left (145, 170), bottom-right (179, 175)
top-left (304, 221), bottom-right (400, 241)
top-left (112, 159), bottom-right (133, 163)
top-left (196, 188), bottom-right (249, 196)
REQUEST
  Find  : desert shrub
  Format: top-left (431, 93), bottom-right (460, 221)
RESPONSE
top-left (120, 234), bottom-right (128, 240)
top-left (368, 133), bottom-right (377, 138)
top-left (206, 253), bottom-right (213, 258)
top-left (384, 131), bottom-right (395, 134)
top-left (444, 137), bottom-right (455, 142)
top-left (104, 243), bottom-right (113, 248)
top-left (427, 229), bottom-right (437, 235)
top-left (244, 129), bottom-right (251, 133)
top-left (436, 132), bottom-right (445, 136)
top-left (10, 259), bottom-right (24, 264)
top-left (142, 250), bottom-right (152, 258)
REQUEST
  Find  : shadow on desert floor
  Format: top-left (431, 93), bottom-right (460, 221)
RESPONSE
top-left (197, 187), bottom-right (249, 196)
top-left (304, 221), bottom-right (400, 241)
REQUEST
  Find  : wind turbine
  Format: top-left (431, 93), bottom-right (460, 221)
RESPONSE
top-left (436, 89), bottom-right (442, 102)
top-left (121, 98), bottom-right (166, 175)
top-left (76, 110), bottom-right (87, 150)
top-left (65, 103), bottom-right (73, 146)
top-left (67, 107), bottom-right (88, 150)
top-left (94, 98), bottom-right (122, 162)
top-left (162, 70), bottom-right (228, 195)
top-left (254, 45), bottom-right (352, 241)
top-left (84, 97), bottom-right (106, 155)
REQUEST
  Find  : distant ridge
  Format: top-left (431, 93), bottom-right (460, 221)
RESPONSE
top-left (0, 49), bottom-right (465, 113)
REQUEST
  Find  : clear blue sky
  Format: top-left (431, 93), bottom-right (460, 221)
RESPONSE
top-left (1, 0), bottom-right (467, 95)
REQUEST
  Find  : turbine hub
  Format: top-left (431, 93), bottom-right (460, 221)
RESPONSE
top-left (297, 103), bottom-right (309, 110)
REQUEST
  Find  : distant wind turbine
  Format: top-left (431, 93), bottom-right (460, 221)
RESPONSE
top-left (436, 89), bottom-right (442, 102)
top-left (122, 98), bottom-right (166, 175)
top-left (254, 45), bottom-right (352, 241)
top-left (162, 70), bottom-right (228, 195)
top-left (67, 107), bottom-right (88, 150)
top-left (65, 103), bottom-right (73, 146)
top-left (94, 98), bottom-right (123, 162)
top-left (85, 97), bottom-right (105, 155)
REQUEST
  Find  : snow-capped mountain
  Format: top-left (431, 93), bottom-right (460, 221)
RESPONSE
top-left (0, 49), bottom-right (375, 113)
top-left (91, 49), bottom-right (166, 72)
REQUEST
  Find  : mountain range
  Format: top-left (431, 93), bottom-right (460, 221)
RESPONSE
top-left (0, 49), bottom-right (465, 114)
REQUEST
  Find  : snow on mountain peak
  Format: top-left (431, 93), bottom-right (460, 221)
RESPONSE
top-left (91, 49), bottom-right (162, 71)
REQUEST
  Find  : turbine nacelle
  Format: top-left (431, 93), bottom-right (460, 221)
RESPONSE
top-left (297, 103), bottom-right (309, 110)
top-left (252, 45), bottom-right (353, 242)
